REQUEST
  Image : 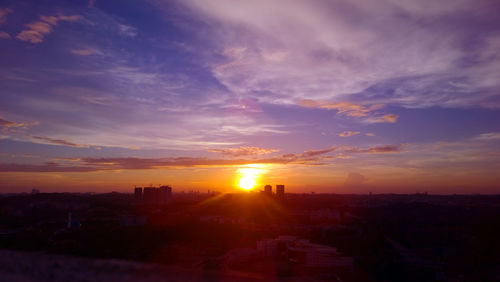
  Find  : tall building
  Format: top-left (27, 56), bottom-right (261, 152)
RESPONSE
top-left (159, 185), bottom-right (172, 204)
top-left (276, 185), bottom-right (285, 201)
top-left (264, 185), bottom-right (272, 197)
top-left (134, 187), bottom-right (143, 201)
top-left (143, 186), bottom-right (157, 204)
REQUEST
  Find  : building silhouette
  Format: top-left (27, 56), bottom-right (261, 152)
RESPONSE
top-left (134, 187), bottom-right (143, 201)
top-left (264, 185), bottom-right (272, 197)
top-left (143, 186), bottom-right (157, 204)
top-left (137, 185), bottom-right (172, 205)
top-left (159, 185), bottom-right (172, 204)
top-left (276, 185), bottom-right (285, 201)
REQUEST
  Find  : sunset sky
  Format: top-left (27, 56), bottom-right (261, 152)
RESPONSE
top-left (1, 0), bottom-right (500, 193)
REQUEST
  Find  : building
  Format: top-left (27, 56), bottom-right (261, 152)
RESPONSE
top-left (264, 185), bottom-right (272, 197)
top-left (276, 184), bottom-right (285, 201)
top-left (134, 187), bottom-right (143, 201)
top-left (143, 186), bottom-right (157, 204)
top-left (31, 189), bottom-right (40, 195)
top-left (159, 185), bottom-right (172, 204)
top-left (139, 185), bottom-right (173, 205)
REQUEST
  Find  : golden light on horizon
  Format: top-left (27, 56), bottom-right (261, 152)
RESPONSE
top-left (236, 164), bottom-right (267, 190)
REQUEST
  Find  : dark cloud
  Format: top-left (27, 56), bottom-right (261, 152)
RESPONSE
top-left (344, 144), bottom-right (405, 154)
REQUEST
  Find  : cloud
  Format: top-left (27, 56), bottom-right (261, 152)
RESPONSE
top-left (474, 132), bottom-right (500, 141)
top-left (299, 100), bottom-right (384, 117)
top-left (16, 14), bottom-right (82, 43)
top-left (71, 48), bottom-right (101, 56)
top-left (0, 7), bottom-right (12, 24)
top-left (0, 117), bottom-right (38, 132)
top-left (365, 133), bottom-right (375, 137)
top-left (0, 163), bottom-right (98, 173)
top-left (208, 146), bottom-right (279, 157)
top-left (344, 144), bottom-right (405, 154)
top-left (339, 131), bottom-right (360, 137)
top-left (0, 8), bottom-right (12, 39)
top-left (300, 99), bottom-right (398, 123)
top-left (364, 114), bottom-right (399, 124)
top-left (166, 0), bottom-right (500, 109)
top-left (117, 24), bottom-right (137, 37)
top-left (30, 136), bottom-right (95, 149)
top-left (0, 143), bottom-right (406, 172)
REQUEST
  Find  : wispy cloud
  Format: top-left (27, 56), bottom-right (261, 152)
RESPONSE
top-left (0, 31), bottom-right (10, 39)
top-left (364, 114), bottom-right (399, 124)
top-left (0, 143), bottom-right (405, 172)
top-left (0, 7), bottom-right (12, 24)
top-left (339, 131), bottom-right (360, 137)
top-left (299, 100), bottom-right (384, 117)
top-left (0, 7), bottom-right (12, 39)
top-left (474, 132), bottom-right (500, 141)
top-left (299, 99), bottom-right (398, 123)
top-left (0, 117), bottom-right (38, 132)
top-left (344, 144), bottom-right (405, 154)
top-left (30, 135), bottom-right (101, 150)
top-left (71, 48), bottom-right (101, 56)
top-left (117, 24), bottom-right (137, 37)
top-left (208, 146), bottom-right (279, 157)
top-left (166, 0), bottom-right (500, 109)
top-left (16, 14), bottom-right (82, 43)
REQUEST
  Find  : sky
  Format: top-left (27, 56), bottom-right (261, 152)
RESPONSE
top-left (1, 0), bottom-right (500, 194)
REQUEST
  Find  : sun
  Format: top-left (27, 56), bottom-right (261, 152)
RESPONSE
top-left (238, 176), bottom-right (256, 190)
top-left (236, 165), bottom-right (267, 191)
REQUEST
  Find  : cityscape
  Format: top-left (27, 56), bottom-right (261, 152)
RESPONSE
top-left (1, 0), bottom-right (500, 281)
top-left (2, 188), bottom-right (500, 281)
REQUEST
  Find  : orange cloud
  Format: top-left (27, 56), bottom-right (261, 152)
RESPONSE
top-left (379, 114), bottom-right (399, 123)
top-left (0, 144), bottom-right (406, 173)
top-left (208, 146), bottom-right (279, 157)
top-left (71, 48), bottom-right (100, 56)
top-left (339, 131), bottom-right (360, 137)
top-left (0, 117), bottom-right (38, 132)
top-left (299, 99), bottom-right (384, 117)
top-left (16, 14), bottom-right (82, 43)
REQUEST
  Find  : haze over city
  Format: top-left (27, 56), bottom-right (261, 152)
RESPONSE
top-left (1, 0), bottom-right (500, 194)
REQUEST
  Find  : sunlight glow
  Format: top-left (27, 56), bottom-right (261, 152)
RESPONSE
top-left (236, 165), bottom-right (268, 190)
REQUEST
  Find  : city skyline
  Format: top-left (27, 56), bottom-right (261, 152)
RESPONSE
top-left (1, 0), bottom-right (500, 193)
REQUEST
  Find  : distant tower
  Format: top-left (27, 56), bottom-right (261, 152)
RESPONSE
top-left (134, 187), bottom-right (143, 201)
top-left (264, 185), bottom-right (273, 197)
top-left (276, 185), bottom-right (285, 201)
top-left (159, 185), bottom-right (172, 205)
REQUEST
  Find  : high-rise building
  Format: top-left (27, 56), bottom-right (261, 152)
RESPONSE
top-left (134, 187), bottom-right (143, 201)
top-left (276, 185), bottom-right (285, 201)
top-left (159, 185), bottom-right (172, 204)
top-left (264, 185), bottom-right (272, 197)
top-left (143, 187), bottom-right (157, 204)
